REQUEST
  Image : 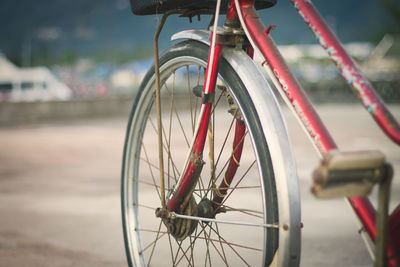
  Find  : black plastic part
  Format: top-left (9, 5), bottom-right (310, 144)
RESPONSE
top-left (130, 0), bottom-right (277, 15)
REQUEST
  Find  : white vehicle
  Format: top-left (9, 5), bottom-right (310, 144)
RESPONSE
top-left (0, 53), bottom-right (72, 102)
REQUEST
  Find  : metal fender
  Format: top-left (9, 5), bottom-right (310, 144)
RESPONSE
top-left (172, 30), bottom-right (302, 267)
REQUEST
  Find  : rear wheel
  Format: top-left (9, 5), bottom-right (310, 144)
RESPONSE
top-left (121, 41), bottom-right (280, 266)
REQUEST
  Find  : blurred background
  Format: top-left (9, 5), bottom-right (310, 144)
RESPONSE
top-left (0, 0), bottom-right (399, 121)
top-left (0, 0), bottom-right (399, 266)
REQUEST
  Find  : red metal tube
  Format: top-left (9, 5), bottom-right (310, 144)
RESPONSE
top-left (348, 197), bottom-right (377, 240)
top-left (226, 0), bottom-right (237, 20)
top-left (389, 205), bottom-right (400, 265)
top-left (239, 0), bottom-right (381, 245)
top-left (349, 198), bottom-right (399, 266)
top-left (212, 121), bottom-right (246, 207)
top-left (290, 1), bottom-right (399, 264)
top-left (290, 0), bottom-right (400, 146)
top-left (240, 2), bottom-right (336, 154)
top-left (167, 40), bottom-right (224, 212)
top-left (237, 1), bottom-right (398, 265)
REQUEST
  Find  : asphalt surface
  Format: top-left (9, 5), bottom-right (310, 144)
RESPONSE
top-left (0, 104), bottom-right (399, 267)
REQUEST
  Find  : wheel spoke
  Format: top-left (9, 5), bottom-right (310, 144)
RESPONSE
top-left (136, 228), bottom-right (168, 234)
top-left (193, 231), bottom-right (262, 252)
top-left (207, 120), bottom-right (216, 200)
top-left (215, 116), bottom-right (236, 171)
top-left (175, 224), bottom-right (209, 266)
top-left (174, 239), bottom-right (193, 267)
top-left (207, 222), bottom-right (251, 266)
top-left (146, 113), bottom-right (181, 180)
top-left (203, 227), bottom-right (212, 267)
top-left (169, 212), bottom-right (278, 229)
top-left (167, 233), bottom-right (176, 266)
top-left (199, 129), bottom-right (248, 204)
top-left (219, 203), bottom-right (264, 219)
top-left (189, 235), bottom-right (195, 267)
top-left (215, 129), bottom-right (248, 182)
top-left (139, 232), bottom-right (167, 255)
top-left (187, 65), bottom-right (195, 134)
top-left (163, 82), bottom-right (191, 147)
top-left (140, 140), bottom-right (161, 200)
top-left (199, 115), bottom-right (236, 201)
top-left (192, 66), bottom-right (203, 132)
top-left (192, 185), bottom-right (261, 192)
top-left (200, 223), bottom-right (228, 266)
top-left (133, 202), bottom-right (157, 211)
top-left (167, 71), bottom-right (176, 190)
top-left (215, 223), bottom-right (229, 266)
top-left (136, 156), bottom-right (175, 185)
top-left (123, 53), bottom-right (283, 266)
top-left (147, 221), bottom-right (163, 266)
top-left (161, 118), bottom-right (180, 183)
top-left (219, 160), bottom-right (257, 208)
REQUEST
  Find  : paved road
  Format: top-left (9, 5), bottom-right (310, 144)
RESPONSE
top-left (0, 104), bottom-right (399, 266)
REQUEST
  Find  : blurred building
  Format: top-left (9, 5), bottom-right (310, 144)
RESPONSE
top-left (109, 59), bottom-right (152, 95)
top-left (54, 59), bottom-right (111, 99)
top-left (253, 36), bottom-right (400, 102)
top-left (362, 35), bottom-right (400, 81)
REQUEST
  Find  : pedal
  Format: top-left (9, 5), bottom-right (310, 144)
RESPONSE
top-left (311, 150), bottom-right (389, 198)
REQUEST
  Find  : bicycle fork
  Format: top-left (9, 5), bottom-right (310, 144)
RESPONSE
top-left (154, 27), bottom-right (248, 240)
top-left (166, 41), bottom-right (223, 214)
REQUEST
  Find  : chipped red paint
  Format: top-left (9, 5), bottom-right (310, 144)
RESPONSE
top-left (290, 0), bottom-right (400, 146)
top-left (212, 121), bottom-right (246, 207)
top-left (167, 1), bottom-right (398, 264)
top-left (167, 42), bottom-right (224, 212)
top-left (238, 0), bottom-right (399, 265)
top-left (239, 1), bottom-right (336, 154)
top-left (289, 3), bottom-right (399, 264)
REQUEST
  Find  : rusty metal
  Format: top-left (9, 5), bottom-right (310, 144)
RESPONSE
top-left (153, 11), bottom-right (175, 210)
top-left (236, 1), bottom-right (397, 262)
top-left (155, 195), bottom-right (199, 241)
top-left (375, 164), bottom-right (393, 267)
top-left (153, 10), bottom-right (187, 210)
top-left (224, 89), bottom-right (244, 122)
top-left (290, 0), bottom-right (400, 145)
top-left (212, 27), bottom-right (248, 48)
top-left (197, 198), bottom-right (215, 219)
top-left (238, 0), bottom-right (337, 155)
top-left (166, 41), bottom-right (224, 213)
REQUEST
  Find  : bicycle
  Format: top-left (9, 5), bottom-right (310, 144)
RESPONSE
top-left (121, 0), bottom-right (400, 266)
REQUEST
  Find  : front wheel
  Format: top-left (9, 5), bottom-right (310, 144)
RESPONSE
top-left (121, 40), bottom-right (294, 266)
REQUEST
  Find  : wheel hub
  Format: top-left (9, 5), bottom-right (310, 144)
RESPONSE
top-left (155, 195), bottom-right (198, 241)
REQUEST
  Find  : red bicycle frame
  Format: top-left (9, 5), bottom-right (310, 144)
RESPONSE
top-left (167, 42), bottom-right (224, 212)
top-left (233, 0), bottom-right (400, 265)
top-left (166, 0), bottom-right (400, 265)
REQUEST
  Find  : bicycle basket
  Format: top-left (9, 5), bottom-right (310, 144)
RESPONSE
top-left (130, 0), bottom-right (277, 15)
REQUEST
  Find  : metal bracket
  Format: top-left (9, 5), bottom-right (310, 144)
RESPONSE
top-left (375, 163), bottom-right (393, 267)
top-left (192, 85), bottom-right (215, 103)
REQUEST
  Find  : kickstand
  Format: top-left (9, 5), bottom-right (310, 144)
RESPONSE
top-left (375, 163), bottom-right (393, 267)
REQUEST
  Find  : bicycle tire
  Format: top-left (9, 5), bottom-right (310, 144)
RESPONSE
top-left (121, 40), bottom-right (293, 266)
